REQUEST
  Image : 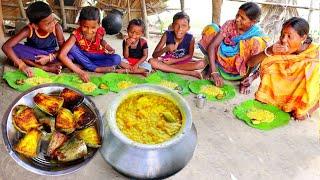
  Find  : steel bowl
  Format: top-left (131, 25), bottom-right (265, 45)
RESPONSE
top-left (1, 84), bottom-right (104, 176)
top-left (100, 84), bottom-right (197, 179)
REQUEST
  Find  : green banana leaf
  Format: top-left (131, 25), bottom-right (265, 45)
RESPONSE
top-left (100, 73), bottom-right (146, 93)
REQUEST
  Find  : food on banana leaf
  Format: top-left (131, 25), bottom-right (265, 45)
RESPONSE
top-left (116, 93), bottom-right (183, 144)
top-left (99, 83), bottom-right (108, 90)
top-left (215, 93), bottom-right (225, 100)
top-left (117, 81), bottom-right (136, 90)
top-left (159, 80), bottom-right (178, 89)
top-left (56, 108), bottom-right (76, 134)
top-left (73, 105), bottom-right (95, 129)
top-left (60, 88), bottom-right (84, 109)
top-left (199, 84), bottom-right (223, 97)
top-left (24, 77), bottom-right (53, 86)
top-left (78, 82), bottom-right (97, 93)
top-left (76, 126), bottom-right (101, 148)
top-left (55, 138), bottom-right (88, 162)
top-left (47, 131), bottom-right (68, 157)
top-left (33, 93), bottom-right (64, 116)
top-left (15, 79), bottom-right (25, 85)
top-left (14, 129), bottom-right (42, 158)
top-left (12, 105), bottom-right (41, 133)
top-left (247, 107), bottom-right (275, 124)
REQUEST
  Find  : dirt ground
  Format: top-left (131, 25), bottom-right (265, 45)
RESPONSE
top-left (0, 35), bottom-right (319, 180)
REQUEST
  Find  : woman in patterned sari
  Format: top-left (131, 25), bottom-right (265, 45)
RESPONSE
top-left (247, 17), bottom-right (319, 120)
top-left (199, 2), bottom-right (269, 94)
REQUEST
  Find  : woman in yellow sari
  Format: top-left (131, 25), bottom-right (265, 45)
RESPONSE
top-left (247, 17), bottom-right (319, 120)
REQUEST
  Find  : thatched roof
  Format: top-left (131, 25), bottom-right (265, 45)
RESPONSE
top-left (96, 0), bottom-right (168, 17)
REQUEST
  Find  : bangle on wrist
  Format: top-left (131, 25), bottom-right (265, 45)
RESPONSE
top-left (264, 46), bottom-right (272, 57)
top-left (211, 71), bottom-right (219, 76)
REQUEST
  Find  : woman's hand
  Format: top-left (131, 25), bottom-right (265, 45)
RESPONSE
top-left (272, 42), bottom-right (289, 55)
top-left (211, 73), bottom-right (224, 87)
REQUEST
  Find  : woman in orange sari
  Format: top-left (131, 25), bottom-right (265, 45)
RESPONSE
top-left (247, 17), bottom-right (319, 120)
top-left (199, 2), bottom-right (269, 94)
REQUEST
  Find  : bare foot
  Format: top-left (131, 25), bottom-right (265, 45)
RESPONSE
top-left (293, 103), bottom-right (319, 121)
top-left (239, 84), bottom-right (251, 94)
top-left (44, 64), bottom-right (62, 74)
top-left (115, 69), bottom-right (128, 74)
top-left (95, 66), bottom-right (115, 73)
top-left (191, 71), bottom-right (203, 79)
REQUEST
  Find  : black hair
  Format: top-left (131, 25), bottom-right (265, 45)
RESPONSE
top-left (283, 17), bottom-right (312, 44)
top-left (173, 12), bottom-right (190, 24)
top-left (239, 2), bottom-right (261, 21)
top-left (26, 1), bottom-right (52, 24)
top-left (127, 19), bottom-right (145, 31)
top-left (79, 6), bottom-right (100, 22)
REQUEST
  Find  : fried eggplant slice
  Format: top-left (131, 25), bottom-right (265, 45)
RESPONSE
top-left (47, 131), bottom-right (68, 157)
top-left (60, 88), bottom-right (84, 109)
top-left (73, 105), bottom-right (95, 129)
top-left (56, 108), bottom-right (76, 134)
top-left (14, 129), bottom-right (42, 158)
top-left (76, 126), bottom-right (101, 148)
top-left (33, 93), bottom-right (64, 116)
top-left (55, 138), bottom-right (87, 162)
top-left (12, 105), bottom-right (41, 133)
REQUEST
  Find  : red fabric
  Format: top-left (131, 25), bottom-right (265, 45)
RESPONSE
top-left (72, 27), bottom-right (106, 53)
top-left (127, 58), bottom-right (140, 65)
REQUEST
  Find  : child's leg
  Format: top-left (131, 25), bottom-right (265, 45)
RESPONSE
top-left (88, 53), bottom-right (121, 73)
top-left (23, 60), bottom-right (62, 74)
top-left (149, 58), bottom-right (202, 78)
top-left (13, 44), bottom-right (62, 74)
top-left (67, 45), bottom-right (98, 72)
top-left (117, 59), bottom-right (149, 76)
top-left (170, 59), bottom-right (207, 71)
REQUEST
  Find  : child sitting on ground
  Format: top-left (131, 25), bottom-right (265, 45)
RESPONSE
top-left (2, 1), bottom-right (65, 76)
top-left (118, 19), bottom-right (152, 76)
top-left (58, 6), bottom-right (121, 82)
top-left (149, 12), bottom-right (206, 78)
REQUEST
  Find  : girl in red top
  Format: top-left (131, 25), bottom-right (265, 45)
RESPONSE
top-left (59, 6), bottom-right (121, 82)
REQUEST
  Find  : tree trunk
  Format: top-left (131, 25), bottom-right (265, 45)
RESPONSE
top-left (0, 0), bottom-right (5, 45)
top-left (212, 0), bottom-right (223, 24)
top-left (180, 0), bottom-right (185, 12)
top-left (141, 0), bottom-right (149, 39)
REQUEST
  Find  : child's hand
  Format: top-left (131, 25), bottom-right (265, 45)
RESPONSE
top-left (105, 49), bottom-right (115, 54)
top-left (20, 65), bottom-right (34, 77)
top-left (125, 38), bottom-right (135, 47)
top-left (35, 55), bottom-right (50, 65)
top-left (78, 70), bottom-right (90, 83)
top-left (163, 58), bottom-right (175, 65)
top-left (165, 43), bottom-right (178, 53)
top-left (272, 42), bottom-right (289, 55)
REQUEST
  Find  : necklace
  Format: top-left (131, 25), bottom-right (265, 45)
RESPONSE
top-left (85, 37), bottom-right (95, 51)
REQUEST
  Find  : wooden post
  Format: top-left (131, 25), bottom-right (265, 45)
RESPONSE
top-left (59, 0), bottom-right (67, 30)
top-left (212, 0), bottom-right (223, 24)
top-left (18, 0), bottom-right (27, 19)
top-left (307, 0), bottom-right (313, 24)
top-left (0, 0), bottom-right (5, 44)
top-left (141, 0), bottom-right (149, 38)
top-left (127, 0), bottom-right (131, 21)
top-left (180, 0), bottom-right (185, 12)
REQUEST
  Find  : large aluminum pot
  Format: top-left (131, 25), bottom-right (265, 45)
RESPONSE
top-left (2, 84), bottom-right (104, 176)
top-left (100, 84), bottom-right (197, 179)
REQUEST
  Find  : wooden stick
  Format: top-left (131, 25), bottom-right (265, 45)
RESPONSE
top-left (180, 0), bottom-right (185, 12)
top-left (59, 0), bottom-right (67, 30)
top-left (127, 0), bottom-right (131, 21)
top-left (141, 0), bottom-right (149, 39)
top-left (18, 0), bottom-right (27, 19)
top-left (0, 0), bottom-right (5, 44)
